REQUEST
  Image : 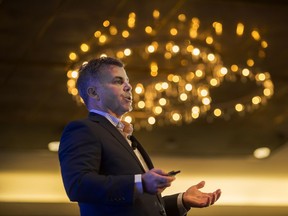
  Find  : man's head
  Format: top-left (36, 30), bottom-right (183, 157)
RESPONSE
top-left (76, 56), bottom-right (133, 118)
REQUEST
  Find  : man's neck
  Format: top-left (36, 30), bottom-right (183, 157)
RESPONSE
top-left (90, 109), bottom-right (121, 126)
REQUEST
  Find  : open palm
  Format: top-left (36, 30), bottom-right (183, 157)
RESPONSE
top-left (182, 181), bottom-right (221, 209)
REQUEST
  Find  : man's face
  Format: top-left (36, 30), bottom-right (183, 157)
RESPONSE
top-left (94, 65), bottom-right (133, 118)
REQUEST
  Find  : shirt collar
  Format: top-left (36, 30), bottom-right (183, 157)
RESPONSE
top-left (89, 109), bottom-right (121, 128)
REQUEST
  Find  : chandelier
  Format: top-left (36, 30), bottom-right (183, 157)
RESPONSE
top-left (66, 9), bottom-right (274, 130)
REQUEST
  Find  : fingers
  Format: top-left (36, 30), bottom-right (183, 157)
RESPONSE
top-left (210, 189), bottom-right (221, 204)
top-left (215, 189), bottom-right (222, 202)
top-left (207, 189), bottom-right (222, 206)
top-left (142, 169), bottom-right (176, 194)
top-left (196, 180), bottom-right (205, 189)
top-left (157, 176), bottom-right (173, 188)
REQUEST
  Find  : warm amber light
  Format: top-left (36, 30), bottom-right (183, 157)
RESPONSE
top-left (213, 22), bottom-right (222, 35)
top-left (256, 73), bottom-right (266, 81)
top-left (94, 31), bottom-right (101, 38)
top-left (159, 98), bottom-right (167, 106)
top-left (161, 82), bottom-right (169, 89)
top-left (66, 70), bottom-right (72, 78)
top-left (236, 22), bottom-right (244, 36)
top-left (150, 71), bottom-right (158, 77)
top-left (209, 78), bottom-right (218, 86)
top-left (207, 53), bottom-right (215, 62)
top-left (128, 18), bottom-right (135, 28)
top-left (231, 64), bottom-right (239, 72)
top-left (172, 45), bottom-right (180, 53)
top-left (261, 40), bottom-right (268, 48)
top-left (99, 35), bottom-right (107, 43)
top-left (191, 112), bottom-right (199, 119)
top-left (71, 71), bottom-right (78, 79)
top-left (235, 103), bottom-right (244, 112)
top-left (206, 36), bottom-right (213, 44)
top-left (122, 30), bottom-right (130, 38)
top-left (80, 43), bottom-right (89, 52)
top-left (145, 26), bottom-right (153, 34)
top-left (155, 83), bottom-right (162, 91)
top-left (251, 30), bottom-right (261, 41)
top-left (48, 141), bottom-right (60, 152)
top-left (180, 93), bottom-right (188, 101)
top-left (242, 68), bottom-right (250, 76)
top-left (124, 115), bottom-right (132, 123)
top-left (128, 12), bottom-right (136, 28)
top-left (246, 59), bottom-right (254, 67)
top-left (124, 48), bottom-right (132, 56)
top-left (150, 62), bottom-right (158, 72)
top-left (170, 28), bottom-right (178, 36)
top-left (185, 83), bottom-right (193, 91)
top-left (254, 147), bottom-right (271, 159)
top-left (153, 106), bottom-right (163, 114)
top-left (172, 113), bottom-right (181, 121)
top-left (109, 26), bottom-right (118, 35)
top-left (202, 97), bottom-right (211, 105)
top-left (189, 29), bottom-right (197, 38)
top-left (135, 84), bottom-right (144, 94)
top-left (69, 52), bottom-right (77, 61)
top-left (164, 52), bottom-right (172, 59)
top-left (66, 11), bottom-right (274, 130)
top-left (213, 108), bottom-right (222, 117)
top-left (191, 106), bottom-right (200, 114)
top-left (100, 53), bottom-right (107, 58)
top-left (195, 69), bottom-right (203, 77)
top-left (220, 67), bottom-right (228, 76)
top-left (178, 14), bottom-right (186, 22)
top-left (103, 20), bottom-right (110, 27)
top-left (137, 101), bottom-right (145, 109)
top-left (71, 88), bottom-right (78, 96)
top-left (200, 89), bottom-right (208, 97)
top-left (147, 45), bottom-right (155, 53)
top-left (172, 75), bottom-right (180, 83)
top-left (252, 96), bottom-right (261, 104)
top-left (67, 79), bottom-right (75, 88)
top-left (153, 10), bottom-right (160, 19)
top-left (148, 116), bottom-right (156, 125)
top-left (116, 51), bottom-right (124, 59)
top-left (192, 48), bottom-right (200, 56)
top-left (186, 45), bottom-right (193, 52)
top-left (263, 88), bottom-right (272, 97)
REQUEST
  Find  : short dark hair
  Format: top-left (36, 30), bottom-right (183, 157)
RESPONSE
top-left (76, 56), bottom-right (124, 105)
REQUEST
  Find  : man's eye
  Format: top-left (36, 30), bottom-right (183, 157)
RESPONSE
top-left (114, 79), bottom-right (124, 84)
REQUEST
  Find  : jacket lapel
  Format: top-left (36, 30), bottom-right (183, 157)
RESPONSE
top-left (88, 113), bottom-right (146, 170)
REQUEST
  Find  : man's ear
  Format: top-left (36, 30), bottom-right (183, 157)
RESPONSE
top-left (87, 87), bottom-right (99, 99)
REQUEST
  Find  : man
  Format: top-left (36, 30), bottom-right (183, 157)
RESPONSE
top-left (59, 56), bottom-right (221, 216)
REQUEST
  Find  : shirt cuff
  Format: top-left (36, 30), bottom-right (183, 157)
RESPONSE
top-left (177, 193), bottom-right (189, 215)
top-left (134, 174), bottom-right (143, 195)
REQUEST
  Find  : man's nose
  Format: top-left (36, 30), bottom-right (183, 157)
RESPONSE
top-left (124, 82), bottom-right (132, 92)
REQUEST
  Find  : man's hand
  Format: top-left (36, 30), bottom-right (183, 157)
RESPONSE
top-left (182, 181), bottom-right (221, 209)
top-left (142, 168), bottom-right (175, 194)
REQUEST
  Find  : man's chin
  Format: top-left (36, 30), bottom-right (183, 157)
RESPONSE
top-left (120, 106), bottom-right (133, 116)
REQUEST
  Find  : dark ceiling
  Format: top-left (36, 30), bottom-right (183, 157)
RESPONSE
top-left (0, 0), bottom-right (287, 157)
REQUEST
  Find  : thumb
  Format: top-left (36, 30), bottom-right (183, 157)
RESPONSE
top-left (196, 181), bottom-right (205, 189)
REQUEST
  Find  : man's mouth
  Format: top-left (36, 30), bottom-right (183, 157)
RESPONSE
top-left (124, 95), bottom-right (132, 102)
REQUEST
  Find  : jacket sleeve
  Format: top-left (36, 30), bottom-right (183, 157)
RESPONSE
top-left (58, 120), bottom-right (135, 205)
top-left (163, 194), bottom-right (186, 216)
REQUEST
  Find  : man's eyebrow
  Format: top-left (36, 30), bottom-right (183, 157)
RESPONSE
top-left (113, 76), bottom-right (123, 79)
top-left (113, 76), bottom-right (129, 82)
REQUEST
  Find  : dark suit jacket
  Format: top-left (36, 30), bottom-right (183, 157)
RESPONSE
top-left (59, 112), bottom-right (181, 216)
